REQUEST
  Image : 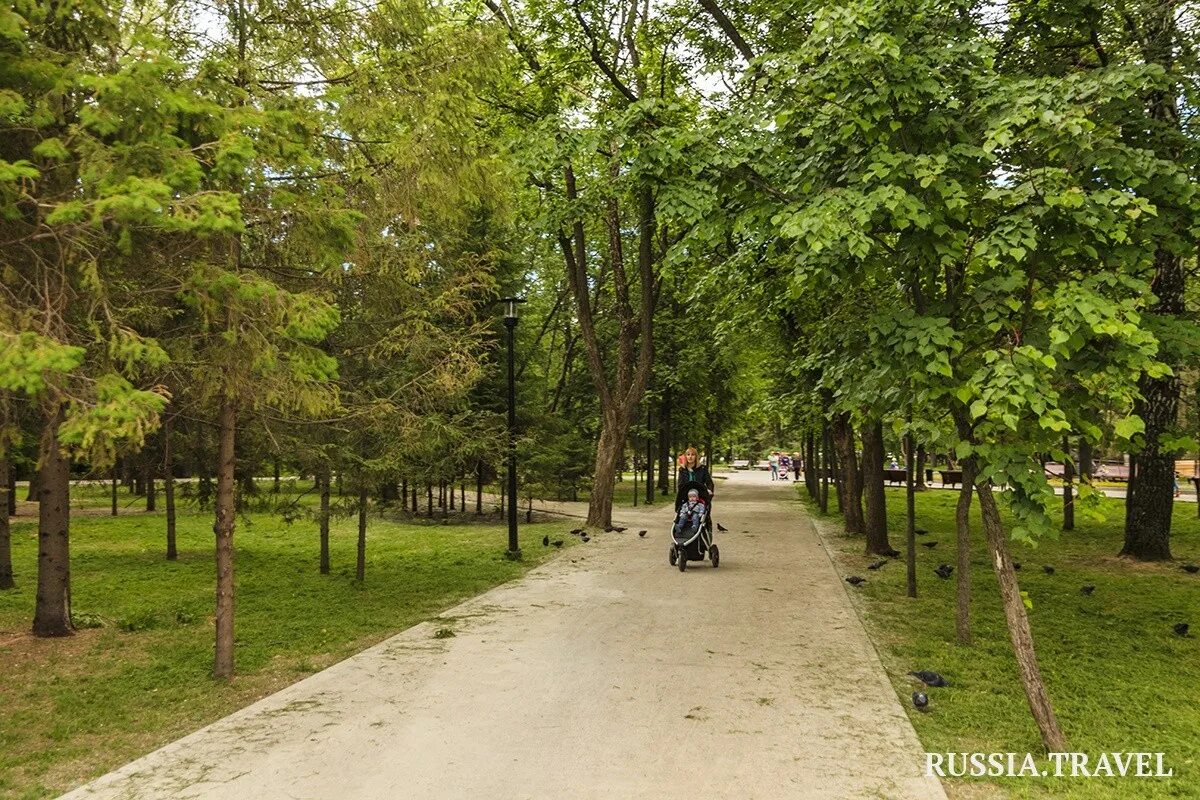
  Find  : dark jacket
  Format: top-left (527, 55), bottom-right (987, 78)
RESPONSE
top-left (675, 465), bottom-right (714, 510)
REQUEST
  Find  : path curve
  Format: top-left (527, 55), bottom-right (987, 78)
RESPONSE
top-left (61, 471), bottom-right (945, 800)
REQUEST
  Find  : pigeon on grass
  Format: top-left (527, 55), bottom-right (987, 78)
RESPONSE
top-left (909, 671), bottom-right (948, 687)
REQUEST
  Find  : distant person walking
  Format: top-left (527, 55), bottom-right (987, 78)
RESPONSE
top-left (769, 451), bottom-right (780, 481)
top-left (792, 452), bottom-right (802, 482)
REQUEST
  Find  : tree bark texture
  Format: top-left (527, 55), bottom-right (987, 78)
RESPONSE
top-left (212, 398), bottom-right (237, 679)
top-left (33, 405), bottom-right (71, 636)
top-left (861, 419), bottom-right (892, 555)
top-left (1062, 437), bottom-right (1074, 532)
top-left (976, 481), bottom-right (1067, 752)
top-left (357, 484), bottom-right (367, 582)
top-left (905, 430), bottom-right (916, 598)
top-left (831, 412), bottom-right (864, 534)
top-left (319, 468), bottom-right (331, 575)
top-left (955, 459), bottom-right (975, 646)
top-left (164, 419), bottom-right (177, 561)
top-left (0, 456), bottom-right (13, 590)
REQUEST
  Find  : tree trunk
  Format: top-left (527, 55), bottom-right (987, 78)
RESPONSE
top-left (33, 405), bottom-right (72, 636)
top-left (831, 412), bottom-right (864, 534)
top-left (426, 483), bottom-right (433, 516)
top-left (273, 458), bottom-right (281, 493)
top-left (111, 463), bottom-right (118, 516)
top-left (861, 419), bottom-right (892, 555)
top-left (1122, 0), bottom-right (1184, 561)
top-left (1062, 437), bottom-right (1074, 532)
top-left (0, 456), bottom-right (13, 589)
top-left (804, 431), bottom-right (817, 500)
top-left (976, 481), bottom-right (1067, 752)
top-left (1078, 439), bottom-right (1093, 482)
top-left (356, 484), bottom-right (367, 582)
top-left (818, 422), bottom-right (830, 514)
top-left (657, 389), bottom-right (672, 495)
top-left (829, 433), bottom-right (842, 513)
top-left (645, 404), bottom-right (654, 504)
top-left (915, 446), bottom-right (927, 490)
top-left (1122, 308), bottom-right (1179, 560)
top-left (144, 457), bottom-right (156, 512)
top-left (25, 468), bottom-right (39, 503)
top-left (319, 468), bottom-right (331, 575)
top-left (905, 429), bottom-right (916, 598)
top-left (164, 418), bottom-right (177, 561)
top-left (588, 415), bottom-right (628, 528)
top-left (6, 471), bottom-right (15, 516)
top-left (213, 399), bottom-right (237, 680)
top-left (476, 463), bottom-right (483, 515)
top-left (955, 460), bottom-right (975, 646)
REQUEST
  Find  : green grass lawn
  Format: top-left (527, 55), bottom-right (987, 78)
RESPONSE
top-left (0, 493), bottom-right (577, 800)
top-left (807, 487), bottom-right (1200, 799)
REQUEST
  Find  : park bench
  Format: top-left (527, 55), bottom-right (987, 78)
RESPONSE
top-left (731, 460), bottom-right (750, 470)
top-left (883, 468), bottom-right (908, 485)
top-left (1096, 464), bottom-right (1130, 482)
top-left (938, 469), bottom-right (963, 487)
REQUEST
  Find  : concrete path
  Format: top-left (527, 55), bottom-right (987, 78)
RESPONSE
top-left (61, 471), bottom-right (945, 800)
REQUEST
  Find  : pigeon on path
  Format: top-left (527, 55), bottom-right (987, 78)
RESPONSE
top-left (909, 671), bottom-right (948, 687)
top-left (570, 528), bottom-right (585, 536)
top-left (1080, 585), bottom-right (1095, 596)
top-left (1183, 564), bottom-right (1199, 574)
top-left (542, 535), bottom-right (549, 547)
top-left (845, 576), bottom-right (867, 586)
top-left (1012, 561), bottom-right (1022, 571)
top-left (581, 535), bottom-right (590, 543)
top-left (867, 559), bottom-right (888, 571)
top-left (934, 564), bottom-right (953, 580)
top-left (882, 548), bottom-right (901, 558)
top-left (1043, 565), bottom-right (1056, 575)
top-left (915, 528), bottom-right (929, 536)
top-left (551, 540), bottom-right (563, 548)
top-left (1174, 623), bottom-right (1190, 637)
top-left (638, 530), bottom-right (647, 537)
top-left (717, 523), bottom-right (728, 532)
top-left (922, 541), bottom-right (938, 549)
top-left (912, 692), bottom-right (929, 711)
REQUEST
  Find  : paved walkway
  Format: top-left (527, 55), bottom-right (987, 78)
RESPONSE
top-left (61, 471), bottom-right (945, 800)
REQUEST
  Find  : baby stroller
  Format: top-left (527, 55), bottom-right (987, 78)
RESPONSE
top-left (669, 480), bottom-right (719, 572)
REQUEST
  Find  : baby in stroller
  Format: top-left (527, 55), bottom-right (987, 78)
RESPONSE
top-left (673, 488), bottom-right (707, 538)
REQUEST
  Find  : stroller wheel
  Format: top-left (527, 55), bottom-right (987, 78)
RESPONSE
top-left (669, 546), bottom-right (677, 566)
top-left (678, 552), bottom-right (687, 572)
top-left (711, 545), bottom-right (720, 568)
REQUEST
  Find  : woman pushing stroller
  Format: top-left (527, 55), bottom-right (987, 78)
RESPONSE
top-left (675, 447), bottom-right (714, 514)
top-left (669, 447), bottom-right (720, 571)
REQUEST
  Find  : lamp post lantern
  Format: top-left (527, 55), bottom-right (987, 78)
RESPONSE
top-left (501, 297), bottom-right (525, 559)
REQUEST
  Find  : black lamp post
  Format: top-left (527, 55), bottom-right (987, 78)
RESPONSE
top-left (502, 297), bottom-right (525, 560)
